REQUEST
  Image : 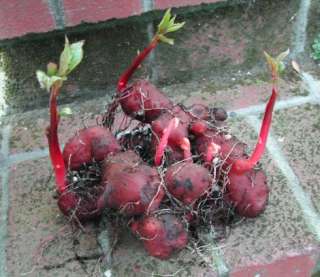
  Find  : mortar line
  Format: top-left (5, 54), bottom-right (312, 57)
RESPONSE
top-left (141, 0), bottom-right (154, 12)
top-left (47, 0), bottom-right (65, 29)
top-left (245, 115), bottom-right (320, 240)
top-left (141, 0), bottom-right (158, 83)
top-left (230, 94), bottom-right (316, 117)
top-left (8, 148), bottom-right (49, 167)
top-left (0, 125), bottom-right (11, 277)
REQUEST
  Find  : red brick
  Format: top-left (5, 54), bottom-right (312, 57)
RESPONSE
top-left (155, 0), bottom-right (224, 10)
top-left (63, 0), bottom-right (141, 27)
top-left (232, 254), bottom-right (318, 277)
top-left (0, 0), bottom-right (55, 40)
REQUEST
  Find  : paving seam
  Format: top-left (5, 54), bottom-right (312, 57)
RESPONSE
top-left (245, 115), bottom-right (320, 240)
top-left (0, 125), bottom-right (11, 277)
top-left (291, 0), bottom-right (311, 57)
top-left (47, 0), bottom-right (65, 29)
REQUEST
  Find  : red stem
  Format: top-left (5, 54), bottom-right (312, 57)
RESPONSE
top-left (231, 86), bottom-right (278, 174)
top-left (155, 118), bottom-right (179, 166)
top-left (47, 85), bottom-right (67, 193)
top-left (117, 36), bottom-right (159, 92)
top-left (154, 118), bottom-right (192, 166)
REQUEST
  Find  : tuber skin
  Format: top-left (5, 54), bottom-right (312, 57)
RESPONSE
top-left (195, 130), bottom-right (247, 164)
top-left (100, 151), bottom-right (165, 215)
top-left (63, 126), bottom-right (121, 170)
top-left (226, 169), bottom-right (269, 218)
top-left (119, 79), bottom-right (173, 123)
top-left (131, 214), bottom-right (188, 259)
top-left (165, 162), bottom-right (212, 205)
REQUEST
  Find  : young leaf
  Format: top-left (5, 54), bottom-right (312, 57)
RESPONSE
top-left (276, 49), bottom-right (290, 62)
top-left (36, 70), bottom-right (50, 90)
top-left (36, 70), bottom-right (65, 92)
top-left (158, 9), bottom-right (172, 34)
top-left (156, 8), bottom-right (185, 45)
top-left (58, 37), bottom-right (71, 77)
top-left (59, 107), bottom-right (73, 117)
top-left (68, 40), bottom-right (85, 74)
top-left (264, 50), bottom-right (288, 78)
top-left (58, 37), bottom-right (84, 77)
top-left (167, 22), bottom-right (185, 33)
top-left (158, 34), bottom-right (174, 45)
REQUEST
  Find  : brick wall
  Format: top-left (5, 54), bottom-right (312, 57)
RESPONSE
top-left (0, 0), bottom-right (225, 40)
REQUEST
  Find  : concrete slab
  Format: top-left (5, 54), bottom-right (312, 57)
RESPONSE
top-left (6, 158), bottom-right (102, 276)
top-left (272, 104), bottom-right (320, 214)
top-left (219, 118), bottom-right (319, 274)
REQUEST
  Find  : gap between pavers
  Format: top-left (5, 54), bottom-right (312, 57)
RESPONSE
top-left (0, 125), bottom-right (11, 277)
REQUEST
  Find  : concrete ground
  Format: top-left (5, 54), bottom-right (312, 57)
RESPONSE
top-left (1, 0), bottom-right (320, 276)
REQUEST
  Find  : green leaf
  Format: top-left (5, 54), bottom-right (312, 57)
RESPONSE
top-left (167, 22), bottom-right (185, 33)
top-left (36, 70), bottom-right (65, 92)
top-left (157, 8), bottom-right (185, 41)
top-left (277, 62), bottom-right (285, 74)
top-left (36, 70), bottom-right (50, 90)
top-left (276, 49), bottom-right (290, 62)
top-left (264, 51), bottom-right (277, 73)
top-left (68, 40), bottom-right (85, 74)
top-left (264, 50), bottom-right (288, 77)
top-left (59, 107), bottom-right (73, 117)
top-left (58, 37), bottom-right (84, 77)
top-left (158, 34), bottom-right (174, 45)
top-left (58, 36), bottom-right (71, 77)
top-left (158, 9), bottom-right (172, 33)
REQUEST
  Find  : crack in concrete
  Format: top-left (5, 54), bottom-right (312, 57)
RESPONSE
top-left (41, 253), bottom-right (101, 271)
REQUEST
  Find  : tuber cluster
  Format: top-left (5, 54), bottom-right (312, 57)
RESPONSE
top-left (37, 10), bottom-right (288, 261)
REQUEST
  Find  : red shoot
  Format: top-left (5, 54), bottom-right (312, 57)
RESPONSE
top-left (117, 37), bottom-right (159, 92)
top-left (154, 117), bottom-right (180, 166)
top-left (231, 87), bottom-right (277, 174)
top-left (46, 84), bottom-right (67, 193)
top-left (230, 50), bottom-right (288, 174)
top-left (37, 37), bottom-right (84, 193)
top-left (117, 9), bottom-right (185, 93)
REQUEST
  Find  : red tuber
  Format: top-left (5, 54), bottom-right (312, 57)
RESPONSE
top-left (165, 162), bottom-right (212, 205)
top-left (63, 126), bottom-right (121, 170)
top-left (131, 213), bottom-right (188, 259)
top-left (100, 151), bottom-right (165, 215)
